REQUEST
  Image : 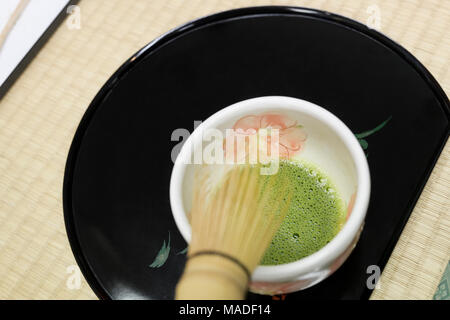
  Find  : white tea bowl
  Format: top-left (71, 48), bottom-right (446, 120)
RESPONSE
top-left (170, 96), bottom-right (370, 294)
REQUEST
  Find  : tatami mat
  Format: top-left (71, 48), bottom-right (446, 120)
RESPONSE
top-left (0, 0), bottom-right (448, 299)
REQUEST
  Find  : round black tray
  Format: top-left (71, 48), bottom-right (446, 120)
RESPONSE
top-left (63, 6), bottom-right (450, 300)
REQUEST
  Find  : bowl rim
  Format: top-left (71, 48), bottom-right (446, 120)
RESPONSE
top-left (169, 96), bottom-right (371, 282)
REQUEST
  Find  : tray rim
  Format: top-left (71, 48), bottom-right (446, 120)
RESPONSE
top-left (62, 5), bottom-right (450, 300)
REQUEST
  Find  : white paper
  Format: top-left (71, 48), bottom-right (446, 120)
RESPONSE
top-left (0, 0), bottom-right (70, 86)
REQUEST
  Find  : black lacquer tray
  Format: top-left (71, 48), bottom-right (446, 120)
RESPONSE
top-left (63, 6), bottom-right (450, 300)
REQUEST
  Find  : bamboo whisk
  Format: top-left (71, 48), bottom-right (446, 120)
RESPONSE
top-left (176, 164), bottom-right (292, 300)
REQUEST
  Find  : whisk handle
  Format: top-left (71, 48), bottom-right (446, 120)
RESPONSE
top-left (175, 254), bottom-right (249, 300)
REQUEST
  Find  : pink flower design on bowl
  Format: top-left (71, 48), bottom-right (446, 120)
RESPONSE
top-left (230, 113), bottom-right (307, 159)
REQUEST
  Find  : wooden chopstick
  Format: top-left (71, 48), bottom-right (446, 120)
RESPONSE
top-left (0, 0), bottom-right (31, 50)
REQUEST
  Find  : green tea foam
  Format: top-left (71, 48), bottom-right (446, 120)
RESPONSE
top-left (260, 160), bottom-right (346, 265)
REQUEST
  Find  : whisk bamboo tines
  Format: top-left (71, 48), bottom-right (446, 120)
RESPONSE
top-left (176, 164), bottom-right (292, 300)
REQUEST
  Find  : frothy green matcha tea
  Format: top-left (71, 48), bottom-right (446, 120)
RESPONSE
top-left (260, 160), bottom-right (346, 265)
